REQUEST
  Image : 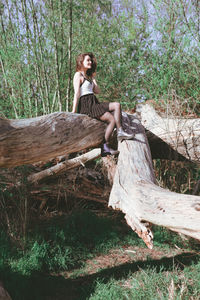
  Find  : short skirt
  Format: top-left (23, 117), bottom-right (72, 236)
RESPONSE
top-left (78, 94), bottom-right (109, 118)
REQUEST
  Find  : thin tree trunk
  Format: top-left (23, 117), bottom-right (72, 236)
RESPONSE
top-left (30, 0), bottom-right (50, 113)
top-left (10, 88), bottom-right (18, 119)
top-left (59, 0), bottom-right (64, 67)
top-left (66, 0), bottom-right (72, 112)
top-left (50, 0), bottom-right (62, 111)
top-left (0, 3), bottom-right (18, 118)
top-left (21, 0), bottom-right (32, 117)
top-left (29, 0), bottom-right (47, 114)
top-left (28, 148), bottom-right (101, 183)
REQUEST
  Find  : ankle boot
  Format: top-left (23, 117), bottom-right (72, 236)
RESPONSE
top-left (117, 127), bottom-right (134, 142)
top-left (101, 143), bottom-right (119, 157)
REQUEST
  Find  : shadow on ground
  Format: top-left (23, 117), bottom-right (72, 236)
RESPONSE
top-left (2, 251), bottom-right (199, 300)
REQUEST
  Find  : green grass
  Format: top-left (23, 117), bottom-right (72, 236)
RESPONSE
top-left (0, 210), bottom-right (199, 300)
top-left (89, 263), bottom-right (200, 300)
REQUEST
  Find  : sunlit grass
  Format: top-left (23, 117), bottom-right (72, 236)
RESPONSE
top-left (89, 263), bottom-right (200, 300)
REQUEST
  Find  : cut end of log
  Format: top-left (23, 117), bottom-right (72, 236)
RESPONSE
top-left (135, 228), bottom-right (154, 250)
top-left (124, 214), bottom-right (154, 250)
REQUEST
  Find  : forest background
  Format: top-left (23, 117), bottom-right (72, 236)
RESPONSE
top-left (0, 0), bottom-right (200, 299)
top-left (1, 0), bottom-right (200, 118)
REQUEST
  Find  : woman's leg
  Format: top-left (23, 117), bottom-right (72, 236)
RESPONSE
top-left (108, 102), bottom-right (135, 141)
top-left (108, 102), bottom-right (121, 129)
top-left (99, 111), bottom-right (115, 142)
top-left (98, 112), bottom-right (119, 156)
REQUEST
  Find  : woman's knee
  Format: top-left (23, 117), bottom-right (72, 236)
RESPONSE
top-left (109, 102), bottom-right (121, 111)
top-left (100, 112), bottom-right (115, 123)
top-left (115, 102), bottom-right (121, 111)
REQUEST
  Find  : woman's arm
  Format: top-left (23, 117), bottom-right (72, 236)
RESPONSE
top-left (92, 75), bottom-right (100, 94)
top-left (72, 72), bottom-right (82, 113)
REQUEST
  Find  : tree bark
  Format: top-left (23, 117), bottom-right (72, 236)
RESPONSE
top-left (136, 103), bottom-right (200, 163)
top-left (1, 110), bottom-right (200, 248)
top-left (28, 148), bottom-right (101, 183)
top-left (0, 113), bottom-right (106, 168)
top-left (108, 112), bottom-right (200, 249)
top-left (1, 107), bottom-right (199, 168)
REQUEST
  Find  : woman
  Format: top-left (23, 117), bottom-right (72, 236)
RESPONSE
top-left (72, 52), bottom-right (134, 156)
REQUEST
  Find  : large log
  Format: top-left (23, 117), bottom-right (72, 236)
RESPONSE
top-left (0, 113), bottom-right (106, 167)
top-left (1, 110), bottom-right (200, 249)
top-left (1, 107), bottom-right (199, 167)
top-left (109, 112), bottom-right (200, 249)
top-left (136, 104), bottom-right (200, 163)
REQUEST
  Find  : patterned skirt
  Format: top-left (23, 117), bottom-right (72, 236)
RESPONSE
top-left (78, 94), bottom-right (109, 118)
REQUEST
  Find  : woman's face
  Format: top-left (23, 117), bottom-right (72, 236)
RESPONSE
top-left (82, 55), bottom-right (92, 70)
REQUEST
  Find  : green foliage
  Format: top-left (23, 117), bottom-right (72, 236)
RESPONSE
top-left (2, 209), bottom-right (186, 277)
top-left (1, 0), bottom-right (200, 118)
top-left (10, 241), bottom-right (74, 275)
top-left (0, 208), bottom-right (190, 274)
top-left (1, 211), bottom-right (125, 275)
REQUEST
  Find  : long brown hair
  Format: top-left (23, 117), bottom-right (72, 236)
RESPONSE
top-left (76, 52), bottom-right (97, 77)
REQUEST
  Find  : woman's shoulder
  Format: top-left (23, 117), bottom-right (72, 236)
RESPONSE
top-left (73, 71), bottom-right (84, 83)
top-left (74, 71), bottom-right (83, 78)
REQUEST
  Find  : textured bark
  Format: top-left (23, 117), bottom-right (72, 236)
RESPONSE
top-left (109, 112), bottom-right (200, 249)
top-left (1, 107), bottom-right (199, 168)
top-left (136, 104), bottom-right (200, 163)
top-left (28, 148), bottom-right (101, 183)
top-left (0, 113), bottom-right (106, 168)
top-left (1, 110), bottom-right (200, 249)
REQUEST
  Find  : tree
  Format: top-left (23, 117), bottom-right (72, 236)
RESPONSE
top-left (0, 105), bottom-right (200, 248)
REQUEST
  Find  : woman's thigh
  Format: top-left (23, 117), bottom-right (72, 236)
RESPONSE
top-left (108, 102), bottom-right (120, 112)
top-left (98, 112), bottom-right (114, 123)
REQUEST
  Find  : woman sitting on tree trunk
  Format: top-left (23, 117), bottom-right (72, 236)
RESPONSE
top-left (72, 52), bottom-right (134, 156)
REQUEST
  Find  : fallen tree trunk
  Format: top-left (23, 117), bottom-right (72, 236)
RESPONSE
top-left (1, 110), bottom-right (200, 249)
top-left (136, 104), bottom-right (200, 163)
top-left (0, 113), bottom-right (106, 167)
top-left (109, 112), bottom-right (200, 249)
top-left (1, 107), bottom-right (199, 168)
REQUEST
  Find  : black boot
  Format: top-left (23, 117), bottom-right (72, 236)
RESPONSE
top-left (101, 143), bottom-right (119, 157)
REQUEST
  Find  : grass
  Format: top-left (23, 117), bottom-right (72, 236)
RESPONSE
top-left (0, 210), bottom-right (199, 300)
top-left (89, 264), bottom-right (200, 300)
